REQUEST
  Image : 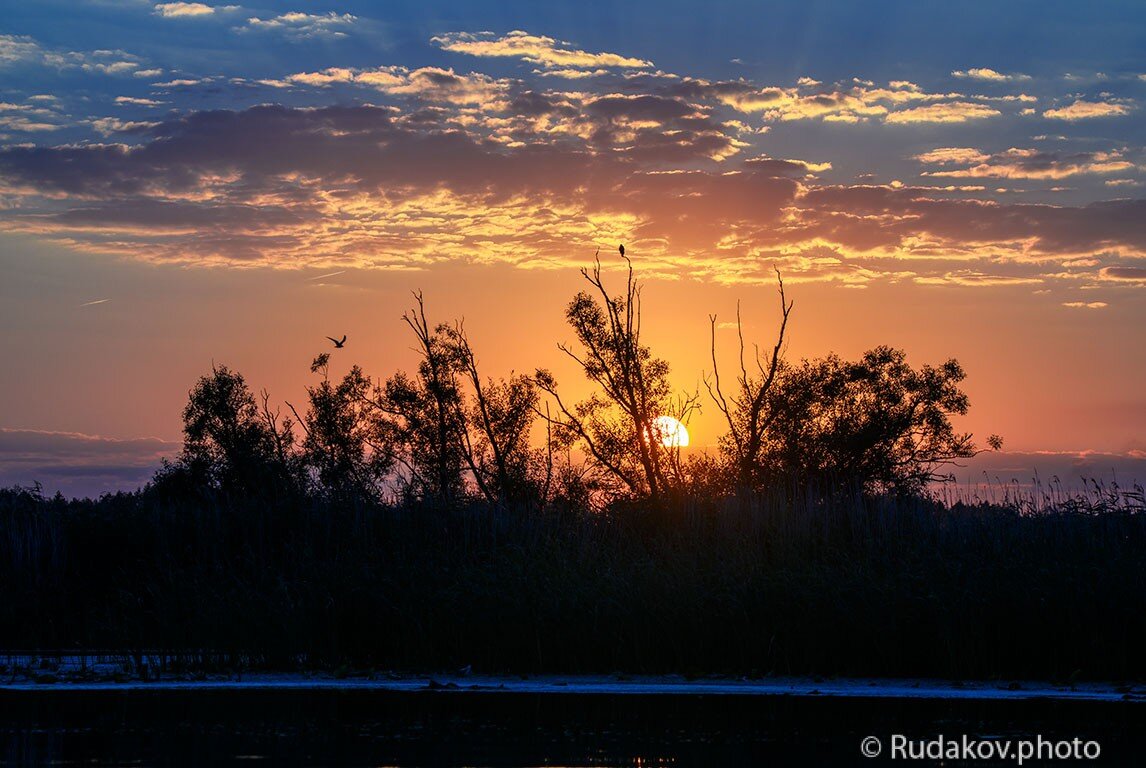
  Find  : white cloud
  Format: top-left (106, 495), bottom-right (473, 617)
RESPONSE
top-left (154, 2), bottom-right (220, 17)
top-left (242, 11), bottom-right (356, 39)
top-left (115, 96), bottom-right (166, 106)
top-left (951, 67), bottom-right (1031, 82)
top-left (884, 102), bottom-right (1000, 124)
top-left (284, 65), bottom-right (507, 104)
top-left (1043, 100), bottom-right (1133, 120)
top-left (0, 34), bottom-right (43, 65)
top-left (432, 30), bottom-right (650, 71)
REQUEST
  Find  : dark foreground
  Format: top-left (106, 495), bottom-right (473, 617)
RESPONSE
top-left (2, 685), bottom-right (1144, 767)
top-left (5, 482), bottom-right (1146, 682)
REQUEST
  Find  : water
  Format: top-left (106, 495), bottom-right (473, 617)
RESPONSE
top-left (1, 687), bottom-right (1143, 766)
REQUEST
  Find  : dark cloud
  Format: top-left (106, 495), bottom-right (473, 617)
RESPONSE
top-left (0, 428), bottom-right (178, 499)
top-left (585, 94), bottom-right (700, 123)
top-left (1, 104), bottom-right (1144, 277)
top-left (797, 187), bottom-right (1146, 256)
top-left (919, 147), bottom-right (1135, 180)
top-left (506, 90), bottom-right (577, 118)
top-left (1101, 265), bottom-right (1146, 280)
top-left (948, 450), bottom-right (1146, 496)
top-left (52, 198), bottom-right (311, 230)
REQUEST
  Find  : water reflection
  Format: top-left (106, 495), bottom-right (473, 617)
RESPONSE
top-left (1, 689), bottom-right (1141, 767)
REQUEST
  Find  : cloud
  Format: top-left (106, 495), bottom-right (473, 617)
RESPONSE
top-left (0, 115), bottom-right (61, 132)
top-left (1062, 301), bottom-right (1108, 308)
top-left (153, 2), bottom-right (236, 17)
top-left (60, 48), bottom-right (147, 76)
top-left (883, 102), bottom-right (1001, 123)
top-left (915, 271), bottom-right (1043, 287)
top-left (0, 34), bottom-right (148, 77)
top-left (115, 96), bottom-right (166, 106)
top-left (0, 428), bottom-right (178, 499)
top-left (285, 66), bottom-right (508, 105)
top-left (951, 67), bottom-right (1030, 82)
top-left (1099, 266), bottom-right (1146, 281)
top-left (919, 147), bottom-right (1136, 180)
top-left (669, 78), bottom-right (1011, 124)
top-left (1043, 100), bottom-right (1133, 120)
top-left (914, 147), bottom-right (991, 165)
top-left (242, 11), bottom-right (356, 39)
top-left (951, 450), bottom-right (1146, 491)
top-left (0, 34), bottom-right (43, 65)
top-left (87, 117), bottom-right (163, 136)
top-left (432, 30), bottom-right (651, 71)
top-left (2, 105), bottom-right (1145, 287)
top-left (534, 67), bottom-right (610, 79)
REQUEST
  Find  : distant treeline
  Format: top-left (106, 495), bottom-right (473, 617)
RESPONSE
top-left (2, 260), bottom-right (1144, 679)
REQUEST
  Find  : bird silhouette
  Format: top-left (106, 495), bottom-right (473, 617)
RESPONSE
top-left (619, 244), bottom-right (625, 257)
top-left (327, 335), bottom-right (347, 348)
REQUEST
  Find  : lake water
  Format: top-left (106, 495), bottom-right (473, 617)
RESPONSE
top-left (2, 684), bottom-right (1143, 766)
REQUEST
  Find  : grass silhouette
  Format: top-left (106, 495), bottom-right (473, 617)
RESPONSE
top-left (1, 477), bottom-right (1143, 680)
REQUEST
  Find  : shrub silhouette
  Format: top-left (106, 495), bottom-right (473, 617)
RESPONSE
top-left (160, 364), bottom-right (295, 496)
top-left (758, 347), bottom-right (997, 494)
top-left (291, 353), bottom-right (392, 502)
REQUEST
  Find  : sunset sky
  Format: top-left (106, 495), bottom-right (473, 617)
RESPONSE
top-left (2, 0), bottom-right (1144, 497)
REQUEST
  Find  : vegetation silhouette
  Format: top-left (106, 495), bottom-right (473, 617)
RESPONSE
top-left (1, 257), bottom-right (1143, 680)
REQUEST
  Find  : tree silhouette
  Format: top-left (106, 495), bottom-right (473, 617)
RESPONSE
top-left (374, 293), bottom-right (468, 505)
top-left (445, 323), bottom-right (549, 508)
top-left (170, 364), bottom-right (293, 495)
top-left (705, 269), bottom-right (792, 491)
top-left (761, 346), bottom-right (999, 493)
top-left (536, 252), bottom-right (698, 503)
top-left (290, 353), bottom-right (392, 501)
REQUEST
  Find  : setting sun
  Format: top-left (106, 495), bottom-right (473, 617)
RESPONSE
top-left (651, 416), bottom-right (690, 448)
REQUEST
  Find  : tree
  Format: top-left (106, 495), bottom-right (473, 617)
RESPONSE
top-left (444, 322), bottom-right (548, 508)
top-left (760, 346), bottom-right (1000, 493)
top-left (535, 252), bottom-right (698, 503)
top-left (705, 269), bottom-right (792, 491)
top-left (289, 354), bottom-right (392, 501)
top-left (173, 364), bottom-right (294, 494)
top-left (374, 293), bottom-right (468, 505)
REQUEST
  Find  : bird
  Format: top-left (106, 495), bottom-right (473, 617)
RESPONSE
top-left (618, 244), bottom-right (625, 257)
top-left (326, 335), bottom-right (347, 348)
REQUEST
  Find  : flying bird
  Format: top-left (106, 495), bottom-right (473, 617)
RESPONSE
top-left (619, 244), bottom-right (625, 257)
top-left (327, 335), bottom-right (347, 348)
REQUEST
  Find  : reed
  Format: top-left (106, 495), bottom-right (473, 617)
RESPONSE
top-left (1, 478), bottom-right (1143, 680)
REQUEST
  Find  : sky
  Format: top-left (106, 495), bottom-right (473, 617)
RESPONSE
top-left (1, 0), bottom-right (1145, 497)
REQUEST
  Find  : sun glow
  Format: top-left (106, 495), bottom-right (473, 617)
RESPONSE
top-left (651, 415), bottom-right (689, 448)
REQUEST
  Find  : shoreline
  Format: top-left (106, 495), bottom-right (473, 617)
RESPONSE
top-left (3, 673), bottom-right (1144, 703)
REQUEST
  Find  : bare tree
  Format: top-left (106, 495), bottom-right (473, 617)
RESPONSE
top-left (535, 251), bottom-right (697, 503)
top-left (704, 269), bottom-right (792, 491)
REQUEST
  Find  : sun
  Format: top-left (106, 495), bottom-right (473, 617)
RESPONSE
top-left (651, 415), bottom-right (689, 448)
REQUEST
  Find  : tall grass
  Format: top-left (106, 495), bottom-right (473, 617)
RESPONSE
top-left (1, 480), bottom-right (1144, 681)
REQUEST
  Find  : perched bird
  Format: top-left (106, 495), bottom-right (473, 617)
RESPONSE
top-left (327, 335), bottom-right (347, 348)
top-left (619, 244), bottom-right (625, 257)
